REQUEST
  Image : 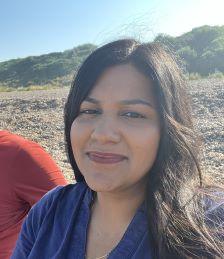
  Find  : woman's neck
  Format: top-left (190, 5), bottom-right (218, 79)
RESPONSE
top-left (91, 184), bottom-right (146, 235)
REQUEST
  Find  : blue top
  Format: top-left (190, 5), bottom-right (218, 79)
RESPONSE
top-left (11, 182), bottom-right (153, 259)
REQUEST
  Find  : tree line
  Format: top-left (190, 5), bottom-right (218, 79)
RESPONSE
top-left (155, 25), bottom-right (224, 75)
top-left (0, 25), bottom-right (223, 88)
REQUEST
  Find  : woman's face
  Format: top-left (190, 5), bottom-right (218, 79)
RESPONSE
top-left (70, 64), bottom-right (161, 193)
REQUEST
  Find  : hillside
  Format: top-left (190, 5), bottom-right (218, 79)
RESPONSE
top-left (0, 25), bottom-right (224, 88)
top-left (0, 44), bottom-right (96, 88)
top-left (155, 25), bottom-right (224, 75)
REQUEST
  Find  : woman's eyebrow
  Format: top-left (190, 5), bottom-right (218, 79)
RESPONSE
top-left (83, 97), bottom-right (99, 104)
top-left (119, 99), bottom-right (154, 108)
top-left (83, 97), bottom-right (154, 108)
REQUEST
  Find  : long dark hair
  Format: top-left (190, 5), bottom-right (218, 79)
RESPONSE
top-left (64, 39), bottom-right (224, 258)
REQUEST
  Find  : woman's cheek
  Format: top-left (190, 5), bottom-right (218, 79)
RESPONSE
top-left (70, 121), bottom-right (83, 148)
top-left (70, 120), bottom-right (92, 150)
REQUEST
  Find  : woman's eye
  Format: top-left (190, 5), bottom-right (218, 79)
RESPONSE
top-left (121, 112), bottom-right (145, 119)
top-left (79, 109), bottom-right (100, 115)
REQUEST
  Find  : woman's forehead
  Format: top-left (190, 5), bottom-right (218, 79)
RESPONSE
top-left (87, 64), bottom-right (156, 105)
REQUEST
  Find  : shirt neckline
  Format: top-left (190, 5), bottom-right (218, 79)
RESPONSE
top-left (83, 185), bottom-right (148, 258)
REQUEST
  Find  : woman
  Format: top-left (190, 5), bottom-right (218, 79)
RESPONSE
top-left (12, 39), bottom-right (224, 258)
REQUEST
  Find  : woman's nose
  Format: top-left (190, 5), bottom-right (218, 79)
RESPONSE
top-left (90, 117), bottom-right (121, 144)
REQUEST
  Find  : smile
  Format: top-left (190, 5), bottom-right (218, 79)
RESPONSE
top-left (86, 151), bottom-right (127, 164)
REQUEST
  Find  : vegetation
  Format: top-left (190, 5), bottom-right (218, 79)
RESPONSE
top-left (0, 44), bottom-right (96, 88)
top-left (0, 25), bottom-right (224, 90)
top-left (154, 25), bottom-right (224, 76)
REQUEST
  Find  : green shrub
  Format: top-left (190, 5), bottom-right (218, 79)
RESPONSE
top-left (208, 70), bottom-right (224, 79)
top-left (0, 86), bottom-right (13, 92)
top-left (188, 73), bottom-right (202, 80)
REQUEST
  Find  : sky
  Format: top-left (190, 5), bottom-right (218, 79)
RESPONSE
top-left (1, 0), bottom-right (224, 62)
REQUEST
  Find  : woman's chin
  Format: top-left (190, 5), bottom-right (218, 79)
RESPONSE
top-left (85, 177), bottom-right (116, 192)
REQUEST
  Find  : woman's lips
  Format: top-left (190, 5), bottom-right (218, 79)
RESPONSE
top-left (87, 151), bottom-right (127, 164)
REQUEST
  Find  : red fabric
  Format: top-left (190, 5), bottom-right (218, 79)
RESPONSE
top-left (0, 131), bottom-right (67, 259)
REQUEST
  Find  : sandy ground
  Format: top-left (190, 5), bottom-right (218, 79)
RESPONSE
top-left (0, 78), bottom-right (223, 183)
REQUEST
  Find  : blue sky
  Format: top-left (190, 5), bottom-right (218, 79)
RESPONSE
top-left (1, 0), bottom-right (224, 61)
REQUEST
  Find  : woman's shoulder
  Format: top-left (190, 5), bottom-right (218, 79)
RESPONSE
top-left (37, 181), bottom-right (89, 203)
top-left (44, 181), bottom-right (88, 197)
top-left (31, 182), bottom-right (90, 221)
top-left (11, 182), bottom-right (92, 257)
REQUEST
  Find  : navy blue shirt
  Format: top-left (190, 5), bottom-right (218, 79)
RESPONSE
top-left (11, 182), bottom-right (153, 258)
